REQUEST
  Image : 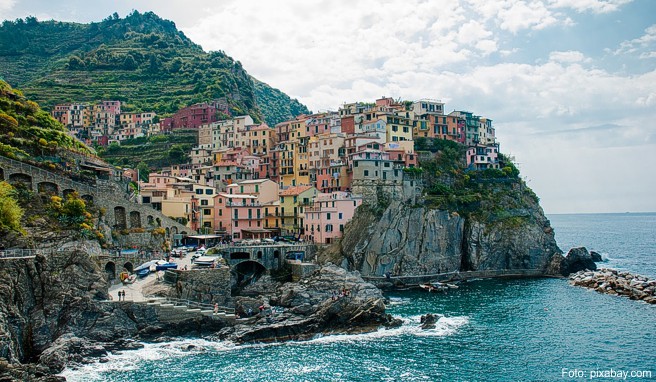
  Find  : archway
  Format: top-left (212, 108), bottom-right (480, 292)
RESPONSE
top-left (129, 211), bottom-right (141, 228)
top-left (123, 262), bottom-right (134, 273)
top-left (63, 189), bottom-right (76, 199)
top-left (165, 227), bottom-right (170, 237)
top-left (172, 226), bottom-right (178, 235)
top-left (8, 173), bottom-right (32, 190)
top-left (156, 217), bottom-right (161, 227)
top-left (104, 262), bottom-right (116, 280)
top-left (81, 194), bottom-right (94, 204)
top-left (232, 260), bottom-right (267, 290)
top-left (0, 167), bottom-right (4, 181)
top-left (114, 206), bottom-right (127, 229)
top-left (257, 250), bottom-right (263, 260)
top-left (37, 181), bottom-right (59, 195)
top-left (147, 215), bottom-right (154, 226)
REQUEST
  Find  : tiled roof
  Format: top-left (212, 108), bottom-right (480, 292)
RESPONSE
top-left (279, 185), bottom-right (313, 196)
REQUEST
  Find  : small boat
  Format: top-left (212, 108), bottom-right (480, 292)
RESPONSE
top-left (134, 260), bottom-right (161, 277)
top-left (193, 256), bottom-right (218, 267)
top-left (446, 283), bottom-right (459, 289)
top-left (419, 283), bottom-right (447, 292)
top-left (156, 261), bottom-right (178, 271)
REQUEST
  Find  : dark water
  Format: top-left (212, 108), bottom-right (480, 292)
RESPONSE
top-left (62, 213), bottom-right (656, 381)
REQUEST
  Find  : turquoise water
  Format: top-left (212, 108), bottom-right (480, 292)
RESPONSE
top-left (62, 213), bottom-right (656, 381)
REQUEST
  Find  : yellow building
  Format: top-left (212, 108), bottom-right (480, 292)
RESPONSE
top-left (278, 185), bottom-right (318, 235)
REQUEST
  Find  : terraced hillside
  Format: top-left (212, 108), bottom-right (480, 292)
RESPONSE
top-left (0, 11), bottom-right (309, 125)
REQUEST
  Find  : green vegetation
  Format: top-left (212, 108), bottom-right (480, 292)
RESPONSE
top-left (96, 129), bottom-right (196, 168)
top-left (416, 138), bottom-right (537, 227)
top-left (0, 11), bottom-right (309, 126)
top-left (48, 192), bottom-right (104, 241)
top-left (253, 78), bottom-right (310, 125)
top-left (0, 80), bottom-right (93, 159)
top-left (0, 181), bottom-right (24, 232)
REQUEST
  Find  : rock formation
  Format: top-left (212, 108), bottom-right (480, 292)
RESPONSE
top-left (218, 264), bottom-right (401, 343)
top-left (326, 198), bottom-right (563, 278)
top-left (569, 269), bottom-right (656, 304)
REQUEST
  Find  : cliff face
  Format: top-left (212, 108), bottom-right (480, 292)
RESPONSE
top-left (329, 187), bottom-right (561, 277)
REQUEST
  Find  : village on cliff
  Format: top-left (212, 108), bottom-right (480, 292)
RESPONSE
top-left (51, 96), bottom-right (500, 244)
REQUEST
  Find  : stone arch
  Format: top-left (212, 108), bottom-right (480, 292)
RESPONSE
top-left (63, 189), bottom-right (76, 199)
top-left (274, 250), bottom-right (280, 259)
top-left (114, 206), bottom-right (127, 229)
top-left (104, 262), bottom-right (116, 280)
top-left (257, 250), bottom-right (263, 260)
top-left (8, 173), bottom-right (32, 190)
top-left (232, 260), bottom-right (267, 288)
top-left (123, 262), bottom-right (134, 273)
top-left (156, 217), bottom-right (161, 227)
top-left (81, 194), bottom-right (93, 204)
top-left (147, 215), bottom-right (154, 226)
top-left (165, 227), bottom-right (170, 237)
top-left (37, 181), bottom-right (59, 195)
top-left (172, 226), bottom-right (178, 235)
top-left (0, 167), bottom-right (4, 181)
top-left (129, 211), bottom-right (141, 228)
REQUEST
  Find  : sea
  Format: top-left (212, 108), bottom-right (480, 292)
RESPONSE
top-left (62, 213), bottom-right (656, 381)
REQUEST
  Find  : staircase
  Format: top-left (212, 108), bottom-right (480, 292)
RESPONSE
top-left (143, 297), bottom-right (236, 323)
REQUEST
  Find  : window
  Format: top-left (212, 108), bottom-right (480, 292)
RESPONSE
top-left (219, 209), bottom-right (222, 216)
top-left (339, 224), bottom-right (344, 232)
top-left (364, 170), bottom-right (369, 176)
top-left (205, 189), bottom-right (213, 195)
top-left (338, 212), bottom-right (343, 219)
top-left (201, 200), bottom-right (208, 206)
top-left (403, 126), bottom-right (409, 133)
top-left (196, 189), bottom-right (203, 195)
top-left (384, 162), bottom-right (390, 168)
top-left (326, 224), bottom-right (333, 232)
top-left (327, 213), bottom-right (331, 220)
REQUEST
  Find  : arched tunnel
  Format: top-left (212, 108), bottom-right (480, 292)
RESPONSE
top-left (231, 260), bottom-right (267, 293)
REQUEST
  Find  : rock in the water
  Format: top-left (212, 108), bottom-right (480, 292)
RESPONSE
top-left (420, 314), bottom-right (437, 330)
top-left (564, 247), bottom-right (597, 274)
top-left (569, 268), bottom-right (655, 304)
top-left (590, 251), bottom-right (603, 262)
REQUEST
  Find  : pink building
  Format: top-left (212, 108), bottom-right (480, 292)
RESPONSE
top-left (304, 191), bottom-right (362, 244)
top-left (466, 144), bottom-right (500, 170)
top-left (214, 179), bottom-right (279, 240)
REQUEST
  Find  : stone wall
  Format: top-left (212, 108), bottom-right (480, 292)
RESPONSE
top-left (170, 268), bottom-right (231, 306)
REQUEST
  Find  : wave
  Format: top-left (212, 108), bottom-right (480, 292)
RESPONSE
top-left (61, 314), bottom-right (469, 381)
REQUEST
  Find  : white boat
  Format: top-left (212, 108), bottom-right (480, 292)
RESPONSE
top-left (419, 283), bottom-right (447, 292)
top-left (193, 256), bottom-right (218, 267)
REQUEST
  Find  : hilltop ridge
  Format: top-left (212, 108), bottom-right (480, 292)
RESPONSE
top-left (0, 11), bottom-right (309, 125)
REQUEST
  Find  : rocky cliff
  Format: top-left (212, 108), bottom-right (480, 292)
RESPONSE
top-left (324, 180), bottom-right (563, 278)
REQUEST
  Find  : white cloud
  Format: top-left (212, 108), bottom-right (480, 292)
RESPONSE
top-left (548, 50), bottom-right (589, 63)
top-left (0, 0), bottom-right (15, 15)
top-left (549, 0), bottom-right (633, 14)
top-left (498, 1), bottom-right (559, 33)
top-left (615, 24), bottom-right (656, 56)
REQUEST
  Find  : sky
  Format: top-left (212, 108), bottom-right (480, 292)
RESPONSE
top-left (1, 0), bottom-right (655, 214)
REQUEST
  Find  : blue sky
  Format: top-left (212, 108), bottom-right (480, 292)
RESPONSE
top-left (1, 0), bottom-right (655, 213)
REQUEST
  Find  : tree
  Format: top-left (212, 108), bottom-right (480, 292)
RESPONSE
top-left (0, 182), bottom-right (23, 231)
top-left (136, 161), bottom-right (150, 181)
top-left (123, 54), bottom-right (137, 70)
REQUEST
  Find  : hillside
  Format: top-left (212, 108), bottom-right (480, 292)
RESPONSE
top-left (0, 80), bottom-right (92, 159)
top-left (322, 137), bottom-right (562, 278)
top-left (0, 11), bottom-right (309, 125)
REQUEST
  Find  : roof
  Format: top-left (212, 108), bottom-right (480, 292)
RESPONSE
top-left (279, 185), bottom-right (314, 196)
top-left (217, 193), bottom-right (257, 199)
